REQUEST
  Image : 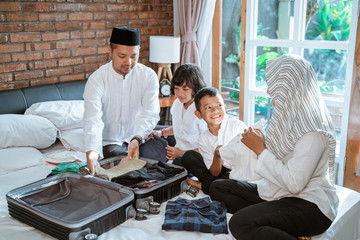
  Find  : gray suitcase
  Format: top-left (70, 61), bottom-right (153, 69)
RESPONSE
top-left (99, 156), bottom-right (188, 210)
top-left (6, 172), bottom-right (135, 240)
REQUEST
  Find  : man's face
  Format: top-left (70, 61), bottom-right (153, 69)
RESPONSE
top-left (109, 44), bottom-right (140, 77)
top-left (195, 94), bottom-right (226, 127)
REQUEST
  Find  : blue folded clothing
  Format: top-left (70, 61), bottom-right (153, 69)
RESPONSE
top-left (162, 197), bottom-right (229, 234)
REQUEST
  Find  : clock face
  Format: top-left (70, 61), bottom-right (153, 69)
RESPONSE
top-left (160, 84), bottom-right (171, 96)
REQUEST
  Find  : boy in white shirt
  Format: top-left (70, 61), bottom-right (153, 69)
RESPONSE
top-left (182, 87), bottom-right (247, 195)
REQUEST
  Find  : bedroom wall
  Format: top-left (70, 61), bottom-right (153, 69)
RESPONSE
top-left (0, 0), bottom-right (173, 91)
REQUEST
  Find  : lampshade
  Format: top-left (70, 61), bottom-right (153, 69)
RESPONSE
top-left (149, 36), bottom-right (180, 64)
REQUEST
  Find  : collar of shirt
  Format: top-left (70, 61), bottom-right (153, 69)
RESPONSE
top-left (109, 61), bottom-right (138, 80)
top-left (212, 116), bottom-right (229, 145)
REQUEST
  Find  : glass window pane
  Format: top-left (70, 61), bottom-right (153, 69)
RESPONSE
top-left (257, 0), bottom-right (294, 39)
top-left (222, 0), bottom-right (241, 119)
top-left (225, 96), bottom-right (240, 119)
top-left (254, 95), bottom-right (273, 127)
top-left (304, 48), bottom-right (348, 95)
top-left (255, 46), bottom-right (288, 89)
top-left (305, 0), bottom-right (353, 41)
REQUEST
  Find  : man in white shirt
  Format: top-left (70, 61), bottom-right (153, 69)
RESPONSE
top-left (83, 26), bottom-right (160, 174)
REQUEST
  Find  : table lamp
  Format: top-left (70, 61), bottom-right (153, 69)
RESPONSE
top-left (149, 36), bottom-right (180, 81)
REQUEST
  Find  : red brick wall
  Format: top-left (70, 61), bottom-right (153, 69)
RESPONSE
top-left (0, 0), bottom-right (173, 90)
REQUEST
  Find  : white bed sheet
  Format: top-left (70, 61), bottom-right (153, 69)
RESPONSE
top-left (0, 143), bottom-right (359, 240)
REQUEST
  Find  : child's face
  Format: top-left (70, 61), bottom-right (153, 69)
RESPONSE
top-left (174, 82), bottom-right (194, 104)
top-left (195, 94), bottom-right (226, 126)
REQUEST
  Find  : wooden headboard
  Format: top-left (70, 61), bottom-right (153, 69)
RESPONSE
top-left (0, 80), bottom-right (86, 114)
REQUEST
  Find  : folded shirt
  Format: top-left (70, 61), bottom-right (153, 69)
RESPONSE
top-left (162, 197), bottom-right (228, 234)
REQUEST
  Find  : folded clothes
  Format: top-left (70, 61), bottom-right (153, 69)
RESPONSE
top-left (162, 197), bottom-right (228, 234)
top-left (49, 162), bottom-right (87, 176)
top-left (95, 158), bottom-right (147, 181)
top-left (112, 161), bottom-right (184, 186)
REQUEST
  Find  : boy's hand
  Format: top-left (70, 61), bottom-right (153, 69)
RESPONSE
top-left (152, 130), bottom-right (162, 137)
top-left (241, 127), bottom-right (266, 155)
top-left (162, 128), bottom-right (169, 138)
top-left (214, 145), bottom-right (223, 158)
top-left (209, 145), bottom-right (223, 177)
top-left (146, 130), bottom-right (161, 141)
top-left (165, 146), bottom-right (184, 160)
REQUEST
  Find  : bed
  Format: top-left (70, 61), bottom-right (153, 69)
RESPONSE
top-left (0, 81), bottom-right (359, 240)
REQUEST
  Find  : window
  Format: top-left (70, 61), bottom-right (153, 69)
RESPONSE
top-left (221, 0), bottom-right (242, 118)
top-left (221, 0), bottom-right (359, 184)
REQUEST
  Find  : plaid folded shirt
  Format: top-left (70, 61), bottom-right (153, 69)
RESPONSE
top-left (161, 197), bottom-right (228, 234)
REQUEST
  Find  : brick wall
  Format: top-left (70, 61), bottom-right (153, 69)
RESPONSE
top-left (0, 0), bottom-right (173, 90)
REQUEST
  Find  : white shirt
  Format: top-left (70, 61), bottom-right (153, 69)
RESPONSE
top-left (170, 99), bottom-right (207, 150)
top-left (256, 132), bottom-right (339, 221)
top-left (83, 61), bottom-right (160, 157)
top-left (198, 117), bottom-right (247, 169)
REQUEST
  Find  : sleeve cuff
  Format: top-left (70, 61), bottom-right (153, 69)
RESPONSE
top-left (255, 149), bottom-right (269, 173)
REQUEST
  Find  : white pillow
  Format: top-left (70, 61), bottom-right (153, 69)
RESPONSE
top-left (0, 147), bottom-right (45, 175)
top-left (58, 128), bottom-right (85, 153)
top-left (25, 100), bottom-right (84, 130)
top-left (0, 114), bottom-right (57, 149)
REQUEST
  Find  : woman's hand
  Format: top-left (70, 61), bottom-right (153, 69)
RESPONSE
top-left (241, 127), bottom-right (266, 156)
top-left (165, 146), bottom-right (184, 160)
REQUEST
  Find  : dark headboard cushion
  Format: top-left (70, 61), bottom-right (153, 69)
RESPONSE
top-left (22, 85), bottom-right (62, 108)
top-left (0, 80), bottom-right (86, 114)
top-left (0, 89), bottom-right (27, 114)
top-left (57, 80), bottom-right (85, 100)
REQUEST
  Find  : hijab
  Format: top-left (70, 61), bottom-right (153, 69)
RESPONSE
top-left (265, 54), bottom-right (336, 183)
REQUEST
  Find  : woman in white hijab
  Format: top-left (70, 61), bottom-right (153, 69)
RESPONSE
top-left (209, 54), bottom-right (338, 240)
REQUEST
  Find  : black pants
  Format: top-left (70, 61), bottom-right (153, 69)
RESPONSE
top-left (103, 143), bottom-right (128, 158)
top-left (103, 135), bottom-right (170, 162)
top-left (182, 150), bottom-right (230, 194)
top-left (209, 179), bottom-right (332, 240)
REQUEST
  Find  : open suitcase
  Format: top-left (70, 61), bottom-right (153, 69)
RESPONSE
top-left (99, 156), bottom-right (187, 210)
top-left (6, 172), bottom-right (135, 240)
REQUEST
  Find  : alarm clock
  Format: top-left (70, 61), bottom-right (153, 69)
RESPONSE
top-left (160, 79), bottom-right (171, 97)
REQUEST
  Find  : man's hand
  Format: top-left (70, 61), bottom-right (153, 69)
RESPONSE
top-left (165, 146), bottom-right (184, 160)
top-left (128, 136), bottom-right (141, 159)
top-left (86, 150), bottom-right (100, 175)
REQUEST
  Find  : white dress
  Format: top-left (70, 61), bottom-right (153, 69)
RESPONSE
top-left (170, 98), bottom-right (207, 151)
top-left (256, 132), bottom-right (338, 221)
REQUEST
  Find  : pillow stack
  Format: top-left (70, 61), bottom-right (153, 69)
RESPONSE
top-left (24, 100), bottom-right (85, 152)
top-left (0, 114), bottom-right (57, 149)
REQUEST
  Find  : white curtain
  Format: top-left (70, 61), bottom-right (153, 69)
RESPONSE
top-left (197, 0), bottom-right (216, 63)
top-left (197, 0), bottom-right (216, 86)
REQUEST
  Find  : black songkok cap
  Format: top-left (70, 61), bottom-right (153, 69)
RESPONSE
top-left (110, 26), bottom-right (140, 46)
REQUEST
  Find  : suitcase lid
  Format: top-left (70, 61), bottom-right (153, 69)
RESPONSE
top-left (6, 173), bottom-right (134, 227)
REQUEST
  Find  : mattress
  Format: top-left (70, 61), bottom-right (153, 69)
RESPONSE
top-left (0, 142), bottom-right (359, 240)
